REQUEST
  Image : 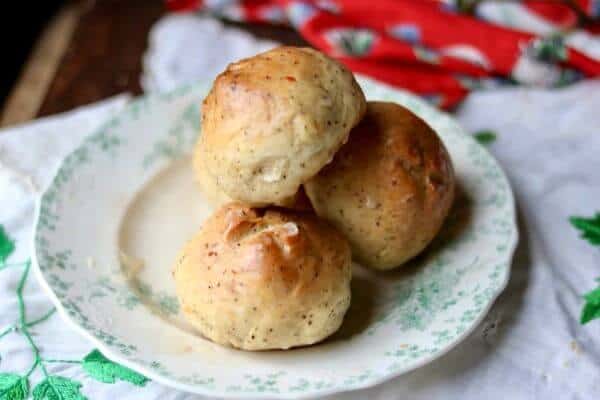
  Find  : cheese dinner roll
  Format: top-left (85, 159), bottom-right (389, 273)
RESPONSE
top-left (304, 102), bottom-right (455, 270)
top-left (173, 203), bottom-right (352, 350)
top-left (198, 46), bottom-right (366, 206)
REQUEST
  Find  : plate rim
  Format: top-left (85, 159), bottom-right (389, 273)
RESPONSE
top-left (32, 77), bottom-right (519, 399)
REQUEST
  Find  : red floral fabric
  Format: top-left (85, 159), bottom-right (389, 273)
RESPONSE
top-left (166, 0), bottom-right (600, 109)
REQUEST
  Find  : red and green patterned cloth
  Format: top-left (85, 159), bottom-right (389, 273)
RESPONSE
top-left (166, 0), bottom-right (600, 109)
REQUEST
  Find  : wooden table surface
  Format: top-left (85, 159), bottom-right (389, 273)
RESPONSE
top-left (1, 0), bottom-right (306, 126)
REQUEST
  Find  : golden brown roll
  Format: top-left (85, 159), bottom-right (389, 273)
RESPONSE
top-left (197, 46), bottom-right (366, 206)
top-left (173, 203), bottom-right (352, 350)
top-left (304, 102), bottom-right (455, 270)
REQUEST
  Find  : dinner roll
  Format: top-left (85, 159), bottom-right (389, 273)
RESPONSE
top-left (193, 140), bottom-right (233, 207)
top-left (198, 46), bottom-right (366, 206)
top-left (194, 142), bottom-right (313, 211)
top-left (304, 102), bottom-right (455, 270)
top-left (173, 203), bottom-right (352, 350)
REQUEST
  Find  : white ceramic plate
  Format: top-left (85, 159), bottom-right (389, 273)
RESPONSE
top-left (33, 77), bottom-right (518, 399)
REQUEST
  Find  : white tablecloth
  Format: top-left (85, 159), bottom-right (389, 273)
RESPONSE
top-left (1, 14), bottom-right (599, 400)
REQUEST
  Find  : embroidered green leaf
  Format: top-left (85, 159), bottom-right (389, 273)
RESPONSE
top-left (32, 376), bottom-right (85, 400)
top-left (82, 349), bottom-right (148, 386)
top-left (0, 373), bottom-right (29, 400)
top-left (581, 285), bottom-right (600, 324)
top-left (473, 130), bottom-right (497, 145)
top-left (571, 214), bottom-right (600, 324)
top-left (0, 225), bottom-right (15, 265)
top-left (585, 286), bottom-right (600, 305)
top-left (570, 213), bottom-right (600, 245)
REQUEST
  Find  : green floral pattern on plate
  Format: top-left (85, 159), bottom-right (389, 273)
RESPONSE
top-left (32, 77), bottom-right (518, 399)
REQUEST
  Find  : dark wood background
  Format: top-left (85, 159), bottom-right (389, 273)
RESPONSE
top-left (37, 0), bottom-right (307, 117)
